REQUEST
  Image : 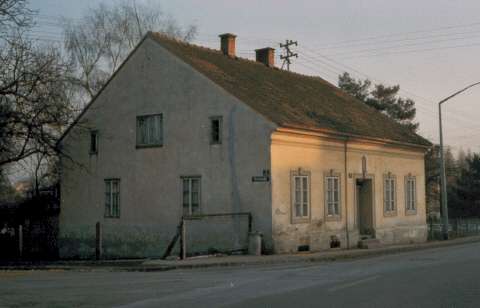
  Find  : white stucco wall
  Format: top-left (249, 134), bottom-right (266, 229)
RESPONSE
top-left (59, 37), bottom-right (276, 259)
top-left (270, 129), bottom-right (428, 253)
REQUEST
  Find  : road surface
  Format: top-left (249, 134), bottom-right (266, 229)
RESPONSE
top-left (1, 242), bottom-right (480, 307)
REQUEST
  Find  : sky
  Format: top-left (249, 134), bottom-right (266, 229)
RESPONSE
top-left (29, 0), bottom-right (480, 153)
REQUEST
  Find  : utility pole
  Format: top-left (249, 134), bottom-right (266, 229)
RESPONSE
top-left (279, 39), bottom-right (298, 71)
top-left (438, 81), bottom-right (480, 240)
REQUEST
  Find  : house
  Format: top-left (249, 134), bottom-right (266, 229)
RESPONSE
top-left (58, 32), bottom-right (431, 259)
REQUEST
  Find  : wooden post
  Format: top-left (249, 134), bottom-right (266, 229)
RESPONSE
top-left (248, 213), bottom-right (252, 233)
top-left (429, 217), bottom-right (435, 241)
top-left (454, 219), bottom-right (459, 237)
top-left (95, 222), bottom-right (102, 260)
top-left (181, 219), bottom-right (186, 260)
top-left (18, 225), bottom-right (23, 259)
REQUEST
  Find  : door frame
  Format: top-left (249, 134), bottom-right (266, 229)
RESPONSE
top-left (352, 173), bottom-right (376, 234)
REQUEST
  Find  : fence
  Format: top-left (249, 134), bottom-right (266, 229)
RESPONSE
top-left (428, 217), bottom-right (480, 240)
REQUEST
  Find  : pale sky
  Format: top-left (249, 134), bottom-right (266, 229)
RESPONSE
top-left (30, 0), bottom-right (480, 152)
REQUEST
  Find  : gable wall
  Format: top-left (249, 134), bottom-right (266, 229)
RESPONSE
top-left (59, 38), bottom-right (276, 258)
top-left (270, 131), bottom-right (427, 253)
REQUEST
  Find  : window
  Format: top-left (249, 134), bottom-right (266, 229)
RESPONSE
top-left (90, 130), bottom-right (98, 154)
top-left (210, 116), bottom-right (222, 144)
top-left (136, 114), bottom-right (163, 147)
top-left (291, 169), bottom-right (310, 222)
top-left (325, 175), bottom-right (341, 218)
top-left (105, 179), bottom-right (120, 218)
top-left (405, 176), bottom-right (417, 213)
top-left (182, 177), bottom-right (201, 215)
top-left (384, 174), bottom-right (396, 214)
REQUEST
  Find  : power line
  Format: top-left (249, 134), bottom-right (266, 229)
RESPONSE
top-left (316, 29), bottom-right (480, 52)
top-left (297, 46), bottom-right (480, 129)
top-left (16, 26), bottom-right (480, 134)
top-left (321, 33), bottom-right (480, 59)
top-left (311, 20), bottom-right (480, 49)
top-left (339, 41), bottom-right (480, 60)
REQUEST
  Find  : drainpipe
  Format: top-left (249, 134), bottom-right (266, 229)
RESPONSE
top-left (344, 138), bottom-right (350, 249)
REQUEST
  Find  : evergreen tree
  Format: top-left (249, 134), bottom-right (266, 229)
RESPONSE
top-left (452, 154), bottom-right (480, 217)
top-left (338, 72), bottom-right (419, 132)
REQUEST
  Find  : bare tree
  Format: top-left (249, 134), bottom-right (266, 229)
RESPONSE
top-left (0, 1), bottom-right (75, 170)
top-left (0, 0), bottom-right (33, 29)
top-left (63, 0), bottom-right (197, 104)
top-left (0, 37), bottom-right (74, 167)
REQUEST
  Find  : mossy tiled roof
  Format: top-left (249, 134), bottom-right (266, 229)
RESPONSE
top-left (150, 32), bottom-right (431, 147)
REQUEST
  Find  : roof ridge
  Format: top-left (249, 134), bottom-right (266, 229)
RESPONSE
top-left (149, 31), bottom-right (331, 82)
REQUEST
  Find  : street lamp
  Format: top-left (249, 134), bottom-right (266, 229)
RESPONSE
top-left (438, 81), bottom-right (480, 240)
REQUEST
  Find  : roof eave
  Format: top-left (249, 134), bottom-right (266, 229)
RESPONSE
top-left (277, 125), bottom-right (432, 151)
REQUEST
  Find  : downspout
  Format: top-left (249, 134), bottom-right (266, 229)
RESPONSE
top-left (344, 138), bottom-right (350, 249)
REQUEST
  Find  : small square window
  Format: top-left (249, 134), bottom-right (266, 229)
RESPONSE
top-left (210, 116), bottom-right (222, 144)
top-left (90, 131), bottom-right (98, 154)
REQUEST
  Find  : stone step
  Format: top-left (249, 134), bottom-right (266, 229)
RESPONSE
top-left (358, 238), bottom-right (382, 249)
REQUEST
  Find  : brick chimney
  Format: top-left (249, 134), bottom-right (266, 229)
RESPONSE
top-left (255, 47), bottom-right (275, 67)
top-left (219, 33), bottom-right (236, 57)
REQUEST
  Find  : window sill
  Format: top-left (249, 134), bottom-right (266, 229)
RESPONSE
top-left (89, 151), bottom-right (98, 156)
top-left (383, 210), bottom-right (398, 217)
top-left (104, 216), bottom-right (120, 219)
top-left (136, 144), bottom-right (163, 149)
top-left (291, 217), bottom-right (310, 224)
top-left (325, 215), bottom-right (341, 222)
top-left (405, 210), bottom-right (417, 216)
top-left (182, 214), bottom-right (203, 219)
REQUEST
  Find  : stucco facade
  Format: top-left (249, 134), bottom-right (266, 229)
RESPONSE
top-left (270, 129), bottom-right (427, 253)
top-left (59, 38), bottom-right (276, 258)
top-left (59, 34), bottom-right (429, 259)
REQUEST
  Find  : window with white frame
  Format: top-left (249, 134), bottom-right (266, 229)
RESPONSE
top-left (384, 174), bottom-right (396, 213)
top-left (291, 169), bottom-right (310, 221)
top-left (405, 176), bottom-right (417, 213)
top-left (182, 177), bottom-right (201, 215)
top-left (105, 179), bottom-right (120, 218)
top-left (136, 114), bottom-right (163, 147)
top-left (325, 175), bottom-right (340, 217)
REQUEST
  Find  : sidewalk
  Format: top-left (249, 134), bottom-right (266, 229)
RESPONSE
top-left (137, 235), bottom-right (480, 271)
top-left (2, 236), bottom-right (480, 272)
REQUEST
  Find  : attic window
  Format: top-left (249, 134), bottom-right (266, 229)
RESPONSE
top-left (136, 114), bottom-right (163, 148)
top-left (210, 116), bottom-right (222, 144)
top-left (90, 130), bottom-right (98, 154)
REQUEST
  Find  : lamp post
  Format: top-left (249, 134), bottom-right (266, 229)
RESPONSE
top-left (438, 81), bottom-right (480, 240)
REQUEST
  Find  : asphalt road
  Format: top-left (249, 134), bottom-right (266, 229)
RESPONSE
top-left (1, 242), bottom-right (480, 308)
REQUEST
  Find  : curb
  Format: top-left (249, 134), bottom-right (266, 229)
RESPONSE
top-left (2, 236), bottom-right (480, 272)
top-left (134, 236), bottom-right (480, 272)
